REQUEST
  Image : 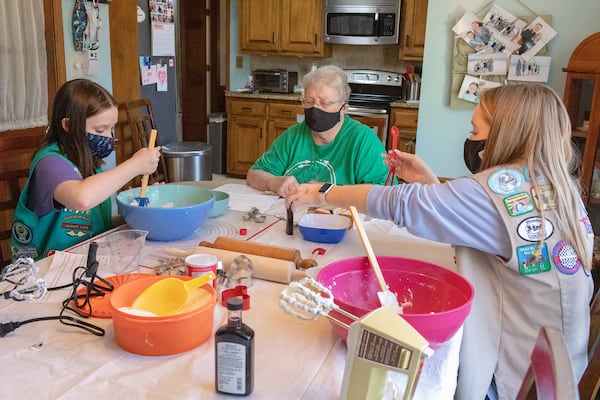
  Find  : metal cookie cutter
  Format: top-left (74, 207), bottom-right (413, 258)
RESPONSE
top-left (221, 285), bottom-right (250, 310)
top-left (242, 207), bottom-right (266, 223)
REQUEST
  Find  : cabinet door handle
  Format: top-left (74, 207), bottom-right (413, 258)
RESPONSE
top-left (314, 33), bottom-right (317, 45)
top-left (242, 107), bottom-right (252, 112)
top-left (281, 110), bottom-right (291, 114)
top-left (259, 127), bottom-right (263, 139)
top-left (405, 35), bottom-right (411, 47)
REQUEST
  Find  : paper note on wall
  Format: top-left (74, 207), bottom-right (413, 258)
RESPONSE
top-left (156, 63), bottom-right (168, 91)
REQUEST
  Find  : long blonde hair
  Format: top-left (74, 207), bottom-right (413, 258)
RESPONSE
top-left (479, 84), bottom-right (591, 270)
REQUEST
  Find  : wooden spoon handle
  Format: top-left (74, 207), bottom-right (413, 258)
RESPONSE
top-left (139, 129), bottom-right (158, 198)
top-left (349, 206), bottom-right (388, 292)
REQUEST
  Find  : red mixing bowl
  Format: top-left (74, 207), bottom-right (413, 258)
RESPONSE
top-left (316, 256), bottom-right (474, 349)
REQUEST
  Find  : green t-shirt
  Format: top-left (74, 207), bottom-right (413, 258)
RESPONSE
top-left (251, 115), bottom-right (389, 185)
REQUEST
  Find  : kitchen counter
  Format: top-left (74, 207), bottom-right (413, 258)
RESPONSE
top-left (225, 90), bottom-right (301, 102)
top-left (225, 91), bottom-right (419, 109)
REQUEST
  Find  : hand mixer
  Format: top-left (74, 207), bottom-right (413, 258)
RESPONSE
top-left (280, 278), bottom-right (433, 400)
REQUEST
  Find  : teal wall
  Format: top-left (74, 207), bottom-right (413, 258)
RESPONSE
top-left (418, 0), bottom-right (600, 178)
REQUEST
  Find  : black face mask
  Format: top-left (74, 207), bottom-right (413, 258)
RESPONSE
top-left (304, 104), bottom-right (344, 133)
top-left (463, 138), bottom-right (486, 173)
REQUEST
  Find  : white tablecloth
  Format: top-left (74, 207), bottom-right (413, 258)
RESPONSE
top-left (0, 184), bottom-right (462, 399)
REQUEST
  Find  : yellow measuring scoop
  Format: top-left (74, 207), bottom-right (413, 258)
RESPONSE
top-left (131, 272), bottom-right (216, 316)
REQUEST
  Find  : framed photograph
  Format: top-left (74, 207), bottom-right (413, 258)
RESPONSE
top-left (512, 17), bottom-right (557, 62)
top-left (467, 53), bottom-right (509, 76)
top-left (508, 55), bottom-right (551, 82)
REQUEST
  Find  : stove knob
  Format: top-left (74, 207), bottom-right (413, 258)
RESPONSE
top-left (394, 76), bottom-right (401, 83)
top-left (386, 75), bottom-right (392, 81)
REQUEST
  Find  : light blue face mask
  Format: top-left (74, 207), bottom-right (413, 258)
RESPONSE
top-left (86, 131), bottom-right (115, 159)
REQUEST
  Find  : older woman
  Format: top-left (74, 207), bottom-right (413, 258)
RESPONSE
top-left (286, 84), bottom-right (593, 400)
top-left (246, 65), bottom-right (389, 197)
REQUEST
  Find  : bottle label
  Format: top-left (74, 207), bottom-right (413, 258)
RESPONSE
top-left (216, 342), bottom-right (247, 394)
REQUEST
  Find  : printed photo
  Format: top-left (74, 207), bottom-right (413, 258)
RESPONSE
top-left (482, 5), bottom-right (527, 41)
top-left (467, 53), bottom-right (509, 76)
top-left (452, 11), bottom-right (492, 52)
top-left (457, 75), bottom-right (503, 104)
top-left (453, 10), bottom-right (518, 55)
top-left (512, 17), bottom-right (557, 62)
top-left (508, 55), bottom-right (551, 82)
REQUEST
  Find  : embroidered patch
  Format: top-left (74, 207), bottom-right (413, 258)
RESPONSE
top-left (517, 243), bottom-right (551, 275)
top-left (488, 168), bottom-right (523, 195)
top-left (581, 215), bottom-right (595, 237)
top-left (530, 184), bottom-right (556, 211)
top-left (517, 217), bottom-right (554, 242)
top-left (552, 240), bottom-right (581, 275)
top-left (11, 221), bottom-right (32, 245)
top-left (503, 192), bottom-right (534, 216)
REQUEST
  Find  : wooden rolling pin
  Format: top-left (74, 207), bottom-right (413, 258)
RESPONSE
top-left (200, 237), bottom-right (318, 270)
top-left (162, 246), bottom-right (306, 283)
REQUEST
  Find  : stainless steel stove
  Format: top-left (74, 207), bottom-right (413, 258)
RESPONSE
top-left (344, 69), bottom-right (404, 145)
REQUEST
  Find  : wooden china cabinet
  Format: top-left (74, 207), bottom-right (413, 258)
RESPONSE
top-left (562, 33), bottom-right (600, 234)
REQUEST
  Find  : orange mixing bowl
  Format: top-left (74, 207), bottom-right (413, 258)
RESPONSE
top-left (109, 275), bottom-right (216, 356)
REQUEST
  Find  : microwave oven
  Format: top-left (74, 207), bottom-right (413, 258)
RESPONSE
top-left (253, 69), bottom-right (298, 94)
top-left (324, 0), bottom-right (401, 45)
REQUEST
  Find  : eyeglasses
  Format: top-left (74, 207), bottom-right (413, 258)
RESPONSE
top-left (300, 98), bottom-right (343, 108)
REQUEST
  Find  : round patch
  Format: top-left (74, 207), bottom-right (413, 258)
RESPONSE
top-left (517, 217), bottom-right (554, 242)
top-left (488, 168), bottom-right (524, 195)
top-left (552, 240), bottom-right (581, 275)
top-left (11, 221), bottom-right (33, 245)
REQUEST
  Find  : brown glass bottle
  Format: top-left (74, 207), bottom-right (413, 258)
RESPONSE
top-left (215, 297), bottom-right (254, 396)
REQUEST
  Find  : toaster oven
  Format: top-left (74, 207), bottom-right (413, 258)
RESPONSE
top-left (253, 69), bottom-right (298, 93)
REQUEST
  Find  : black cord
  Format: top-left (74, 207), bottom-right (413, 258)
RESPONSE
top-left (0, 242), bottom-right (113, 337)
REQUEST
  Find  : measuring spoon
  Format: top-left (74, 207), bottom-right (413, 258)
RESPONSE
top-left (131, 272), bottom-right (216, 316)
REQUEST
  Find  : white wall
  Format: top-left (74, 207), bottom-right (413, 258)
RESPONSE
top-left (418, 0), bottom-right (600, 178)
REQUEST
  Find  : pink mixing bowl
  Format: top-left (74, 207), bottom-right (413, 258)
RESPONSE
top-left (316, 256), bottom-right (474, 349)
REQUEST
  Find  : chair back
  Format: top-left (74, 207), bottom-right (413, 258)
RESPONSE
top-left (516, 326), bottom-right (578, 400)
top-left (121, 98), bottom-right (169, 184)
top-left (579, 289), bottom-right (600, 399)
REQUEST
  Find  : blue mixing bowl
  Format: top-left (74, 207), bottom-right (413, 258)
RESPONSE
top-left (116, 185), bottom-right (215, 241)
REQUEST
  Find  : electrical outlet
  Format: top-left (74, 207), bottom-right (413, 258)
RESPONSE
top-left (236, 56), bottom-right (243, 68)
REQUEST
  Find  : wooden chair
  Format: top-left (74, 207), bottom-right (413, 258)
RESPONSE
top-left (121, 98), bottom-right (169, 185)
top-left (579, 289), bottom-right (600, 399)
top-left (516, 326), bottom-right (578, 400)
top-left (0, 169), bottom-right (30, 267)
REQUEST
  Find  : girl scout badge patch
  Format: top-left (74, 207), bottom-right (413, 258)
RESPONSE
top-left (517, 243), bottom-right (551, 275)
top-left (503, 192), bottom-right (534, 216)
top-left (552, 240), bottom-right (581, 275)
top-left (517, 217), bottom-right (554, 242)
top-left (488, 168), bottom-right (523, 195)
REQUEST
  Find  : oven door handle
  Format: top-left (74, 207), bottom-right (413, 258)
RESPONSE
top-left (347, 106), bottom-right (389, 115)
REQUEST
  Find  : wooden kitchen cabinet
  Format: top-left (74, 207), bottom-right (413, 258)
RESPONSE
top-left (390, 106), bottom-right (419, 154)
top-left (226, 96), bottom-right (303, 177)
top-left (239, 0), bottom-right (330, 57)
top-left (399, 0), bottom-right (428, 60)
top-left (562, 33), bottom-right (600, 231)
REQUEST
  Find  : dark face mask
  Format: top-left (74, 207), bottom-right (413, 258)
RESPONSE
top-left (304, 104), bottom-right (344, 133)
top-left (86, 131), bottom-right (115, 159)
top-left (463, 138), bottom-right (486, 173)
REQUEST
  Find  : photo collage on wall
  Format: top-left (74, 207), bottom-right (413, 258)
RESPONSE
top-left (452, 4), bottom-right (556, 104)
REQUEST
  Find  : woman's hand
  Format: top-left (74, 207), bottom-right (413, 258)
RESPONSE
top-left (285, 183), bottom-right (322, 210)
top-left (268, 175), bottom-right (300, 198)
top-left (383, 149), bottom-right (440, 184)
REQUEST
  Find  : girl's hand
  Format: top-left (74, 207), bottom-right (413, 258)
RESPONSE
top-left (285, 183), bottom-right (322, 210)
top-left (130, 146), bottom-right (161, 176)
top-left (383, 149), bottom-right (440, 184)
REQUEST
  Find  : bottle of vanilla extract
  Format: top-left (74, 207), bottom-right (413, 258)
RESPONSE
top-left (215, 297), bottom-right (254, 396)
